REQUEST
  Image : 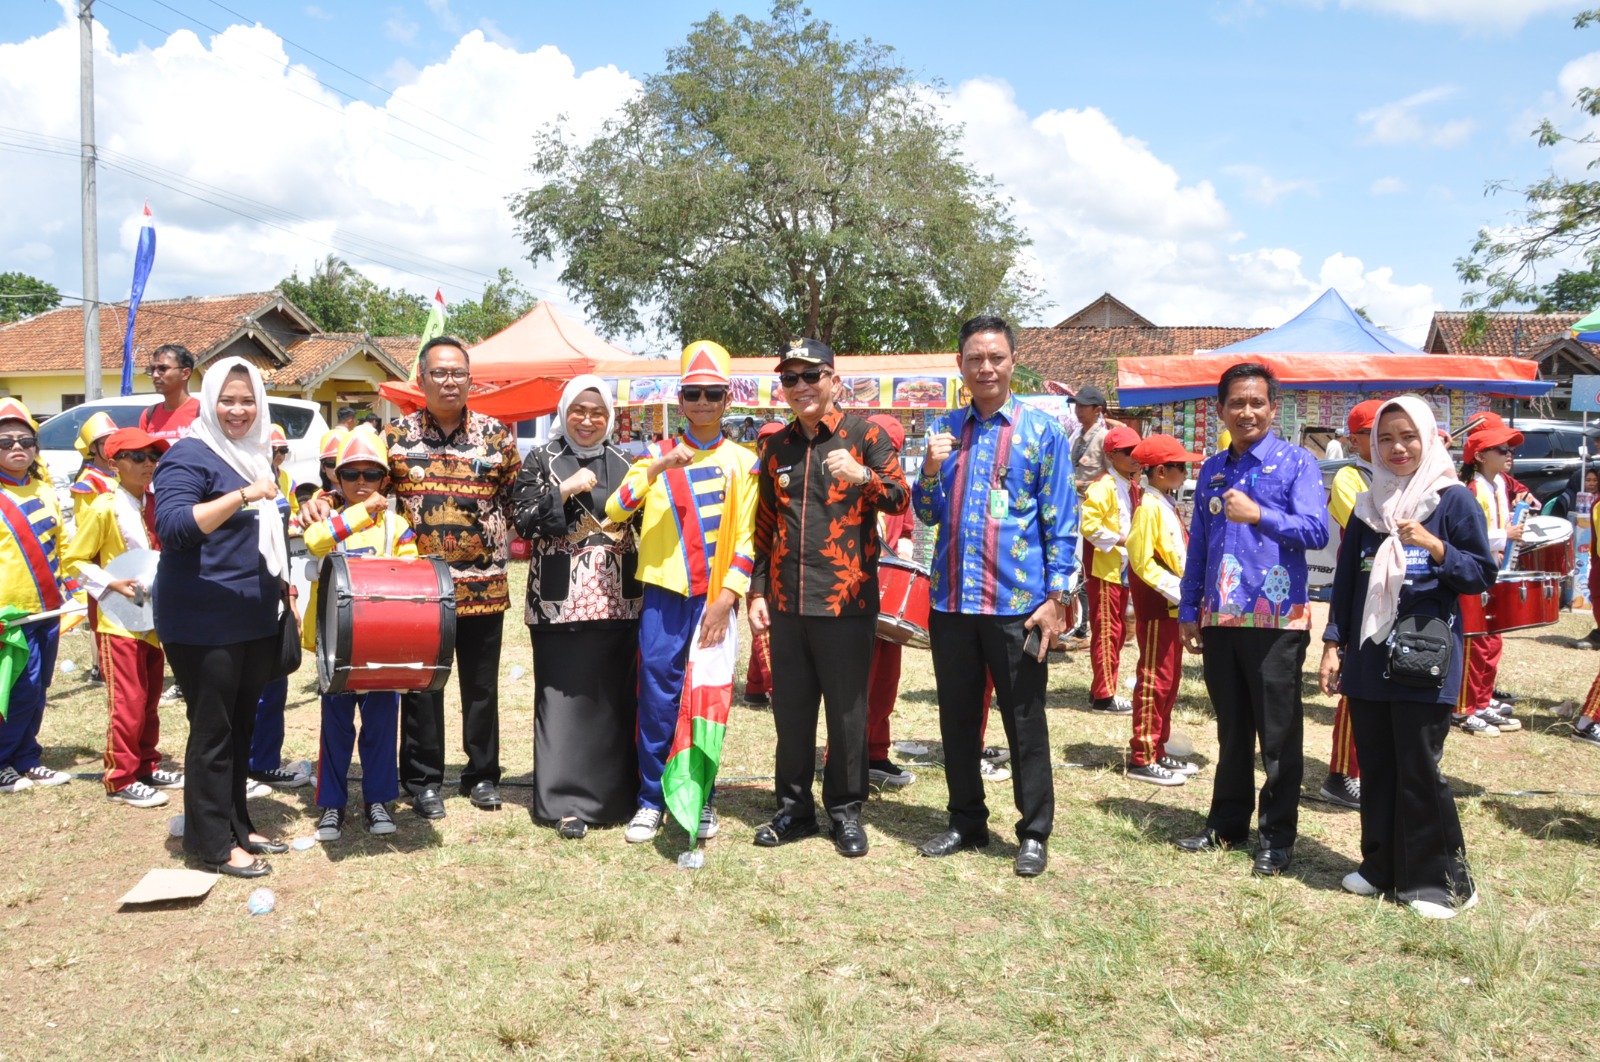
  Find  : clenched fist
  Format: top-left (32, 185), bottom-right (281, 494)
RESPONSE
top-left (560, 468), bottom-right (598, 499)
top-left (648, 445), bottom-right (695, 482)
top-left (922, 431), bottom-right (956, 475)
top-left (825, 448), bottom-right (869, 485)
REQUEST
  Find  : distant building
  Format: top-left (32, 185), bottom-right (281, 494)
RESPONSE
top-left (1423, 310), bottom-right (1598, 417)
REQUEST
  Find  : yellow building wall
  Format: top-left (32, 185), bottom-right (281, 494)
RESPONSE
top-left (0, 373), bottom-right (148, 417)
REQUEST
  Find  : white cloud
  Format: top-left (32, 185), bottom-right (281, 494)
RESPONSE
top-left (1337, 0), bottom-right (1570, 31)
top-left (424, 0), bottom-right (462, 35)
top-left (1369, 176), bottom-right (1406, 195)
top-left (384, 14), bottom-right (418, 45)
top-left (1357, 86), bottom-right (1475, 148)
top-left (0, 15), bottom-right (638, 324)
top-left (939, 78), bottom-right (1438, 343)
top-left (304, 6), bottom-right (332, 21)
top-left (1221, 164), bottom-right (1320, 205)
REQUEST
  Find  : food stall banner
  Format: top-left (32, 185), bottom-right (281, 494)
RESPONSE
top-left (592, 353), bottom-right (963, 410)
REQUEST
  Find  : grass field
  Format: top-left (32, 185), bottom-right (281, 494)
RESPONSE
top-left (4, 569), bottom-right (1600, 1060)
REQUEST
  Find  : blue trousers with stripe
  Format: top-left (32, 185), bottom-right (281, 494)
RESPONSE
top-left (249, 676), bottom-right (289, 773)
top-left (316, 690), bottom-right (399, 809)
top-left (0, 621), bottom-right (58, 772)
top-left (637, 585), bottom-right (705, 811)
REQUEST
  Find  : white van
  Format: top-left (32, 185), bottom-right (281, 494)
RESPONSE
top-left (37, 394), bottom-right (329, 509)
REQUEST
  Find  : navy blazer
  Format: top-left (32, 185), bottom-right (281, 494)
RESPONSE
top-left (152, 437), bottom-right (279, 646)
top-left (1323, 483), bottom-right (1497, 705)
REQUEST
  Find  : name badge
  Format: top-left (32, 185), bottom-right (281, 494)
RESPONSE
top-left (988, 489), bottom-right (1009, 518)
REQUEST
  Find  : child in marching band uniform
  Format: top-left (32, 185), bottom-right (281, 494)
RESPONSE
top-left (0, 398), bottom-right (75, 793)
top-left (1455, 422), bottom-right (1526, 736)
top-left (269, 423), bottom-right (300, 525)
top-left (1079, 425), bottom-right (1144, 713)
top-left (1124, 434), bottom-right (1203, 786)
top-left (302, 428), bottom-right (417, 839)
top-left (62, 428), bottom-right (183, 807)
top-left (70, 411), bottom-right (120, 520)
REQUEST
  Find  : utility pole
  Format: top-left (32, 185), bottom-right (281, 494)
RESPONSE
top-left (80, 0), bottom-right (101, 401)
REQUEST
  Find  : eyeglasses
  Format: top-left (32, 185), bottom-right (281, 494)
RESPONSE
top-left (567, 407), bottom-right (609, 424)
top-left (0, 435), bottom-right (38, 450)
top-left (116, 450), bottom-right (162, 465)
top-left (337, 468), bottom-right (386, 483)
top-left (680, 387), bottom-right (727, 402)
top-left (779, 369), bottom-right (830, 388)
top-left (425, 369), bottom-right (471, 383)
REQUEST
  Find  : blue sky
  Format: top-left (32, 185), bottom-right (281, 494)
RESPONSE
top-left (2, 0), bottom-right (1593, 346)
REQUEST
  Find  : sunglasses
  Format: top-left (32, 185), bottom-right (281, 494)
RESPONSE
top-left (1483, 446), bottom-right (1513, 457)
top-left (320, 458), bottom-right (337, 468)
top-left (116, 450), bottom-right (163, 465)
top-left (779, 369), bottom-right (829, 388)
top-left (272, 446), bottom-right (290, 456)
top-left (1148, 461), bottom-right (1188, 472)
top-left (337, 468), bottom-right (387, 483)
top-left (0, 435), bottom-right (38, 450)
top-left (680, 387), bottom-right (727, 403)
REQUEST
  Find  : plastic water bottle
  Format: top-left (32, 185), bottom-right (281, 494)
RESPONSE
top-left (677, 850), bottom-right (704, 870)
top-left (167, 814), bottom-right (185, 838)
top-left (247, 888), bottom-right (276, 915)
top-left (59, 659), bottom-right (76, 674)
top-left (508, 664), bottom-right (527, 682)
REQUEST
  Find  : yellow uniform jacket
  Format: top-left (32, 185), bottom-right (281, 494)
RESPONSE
top-left (61, 488), bottom-right (158, 646)
top-left (1127, 490), bottom-right (1186, 616)
top-left (1080, 470), bottom-right (1134, 584)
top-left (300, 502), bottom-right (418, 651)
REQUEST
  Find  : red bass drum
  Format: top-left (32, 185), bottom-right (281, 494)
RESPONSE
top-left (1459, 571), bottom-right (1562, 637)
top-left (317, 555), bottom-right (457, 694)
top-left (877, 556), bottom-right (932, 649)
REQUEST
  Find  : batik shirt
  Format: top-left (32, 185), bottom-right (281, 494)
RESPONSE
top-left (751, 409), bottom-right (907, 617)
top-left (913, 396), bottom-right (1078, 617)
top-left (1179, 431), bottom-right (1328, 630)
top-left (385, 409), bottom-right (520, 616)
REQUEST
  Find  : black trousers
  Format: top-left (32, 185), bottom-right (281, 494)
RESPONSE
top-left (769, 611), bottom-right (875, 824)
top-left (166, 636), bottom-right (275, 865)
top-left (1200, 626), bottom-right (1308, 849)
top-left (1348, 697), bottom-right (1473, 904)
top-left (401, 611), bottom-right (504, 796)
top-left (929, 610), bottom-right (1054, 841)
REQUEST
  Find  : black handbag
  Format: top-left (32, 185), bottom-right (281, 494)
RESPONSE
top-left (269, 585), bottom-right (302, 680)
top-left (1384, 613), bottom-right (1453, 689)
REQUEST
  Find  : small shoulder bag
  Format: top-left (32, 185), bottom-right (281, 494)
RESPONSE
top-left (1383, 613), bottom-right (1453, 689)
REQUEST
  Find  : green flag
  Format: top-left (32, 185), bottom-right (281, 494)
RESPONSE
top-left (661, 618), bottom-right (736, 839)
top-left (0, 605), bottom-right (34, 721)
top-left (411, 288), bottom-right (448, 380)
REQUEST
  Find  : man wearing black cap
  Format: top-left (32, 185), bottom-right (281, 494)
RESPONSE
top-left (1071, 385), bottom-right (1110, 493)
top-left (748, 338), bottom-right (909, 858)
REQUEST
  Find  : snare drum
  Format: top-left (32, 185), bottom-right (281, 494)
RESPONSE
top-left (1515, 515), bottom-right (1574, 575)
top-left (1459, 571), bottom-right (1563, 637)
top-left (317, 555), bottom-right (457, 694)
top-left (877, 556), bottom-right (931, 649)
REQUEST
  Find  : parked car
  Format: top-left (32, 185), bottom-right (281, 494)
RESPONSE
top-left (1497, 418), bottom-right (1600, 518)
top-left (38, 394), bottom-right (329, 513)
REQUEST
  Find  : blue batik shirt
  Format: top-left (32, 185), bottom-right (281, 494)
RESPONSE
top-left (1179, 430), bottom-right (1329, 630)
top-left (913, 395), bottom-right (1079, 616)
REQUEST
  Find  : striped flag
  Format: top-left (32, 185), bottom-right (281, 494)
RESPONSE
top-left (411, 288), bottom-right (447, 379)
top-left (121, 202), bottom-right (156, 397)
top-left (661, 613), bottom-right (736, 840)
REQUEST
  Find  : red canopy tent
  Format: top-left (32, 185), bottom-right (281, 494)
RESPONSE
top-left (379, 302), bottom-right (641, 423)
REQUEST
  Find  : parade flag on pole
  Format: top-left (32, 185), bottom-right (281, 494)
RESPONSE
top-left (0, 606), bottom-right (32, 721)
top-left (411, 288), bottom-right (447, 379)
top-left (121, 202), bottom-right (156, 397)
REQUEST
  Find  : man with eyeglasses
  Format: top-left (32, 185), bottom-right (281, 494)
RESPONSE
top-left (139, 344), bottom-right (201, 442)
top-left (747, 338), bottom-right (909, 858)
top-left (606, 340), bottom-right (758, 844)
top-left (306, 336), bottom-right (521, 818)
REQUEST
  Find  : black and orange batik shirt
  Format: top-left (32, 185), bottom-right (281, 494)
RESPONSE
top-left (751, 409), bottom-right (909, 617)
top-left (385, 408), bottom-right (522, 616)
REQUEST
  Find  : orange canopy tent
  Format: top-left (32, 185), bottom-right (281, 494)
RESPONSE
top-left (379, 302), bottom-right (642, 423)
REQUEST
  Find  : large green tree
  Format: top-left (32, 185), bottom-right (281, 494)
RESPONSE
top-left (1457, 9), bottom-right (1600, 319)
top-left (513, 1), bottom-right (1034, 354)
top-left (277, 258), bottom-right (534, 343)
top-left (0, 272), bottom-right (62, 323)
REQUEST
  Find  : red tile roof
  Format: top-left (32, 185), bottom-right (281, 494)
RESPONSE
top-left (1016, 325), bottom-right (1268, 404)
top-left (271, 333), bottom-right (408, 387)
top-left (1424, 311), bottom-right (1582, 358)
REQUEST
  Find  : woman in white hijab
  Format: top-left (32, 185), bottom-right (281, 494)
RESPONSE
top-left (153, 357), bottom-right (288, 878)
top-left (1317, 395), bottom-right (1497, 919)
top-left (509, 376), bottom-right (642, 839)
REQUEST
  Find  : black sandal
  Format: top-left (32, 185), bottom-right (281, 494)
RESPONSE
top-left (204, 857), bottom-right (272, 879)
top-left (557, 817), bottom-right (588, 840)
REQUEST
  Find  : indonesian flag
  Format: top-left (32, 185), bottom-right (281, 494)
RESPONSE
top-left (661, 612), bottom-right (736, 839)
top-left (411, 288), bottom-right (448, 379)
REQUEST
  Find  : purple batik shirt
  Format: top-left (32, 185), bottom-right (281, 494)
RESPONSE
top-left (1178, 430), bottom-right (1329, 631)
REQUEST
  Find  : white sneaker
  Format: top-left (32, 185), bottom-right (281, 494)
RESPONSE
top-left (1342, 871), bottom-right (1380, 896)
top-left (244, 778), bottom-right (272, 799)
top-left (24, 766), bottom-right (70, 787)
top-left (1476, 708), bottom-right (1521, 733)
top-left (0, 766), bottom-right (32, 793)
top-left (625, 806), bottom-right (663, 843)
top-left (141, 768), bottom-right (184, 789)
top-left (1409, 891), bottom-right (1479, 920)
top-left (1127, 762), bottom-right (1185, 787)
top-left (108, 781), bottom-right (168, 808)
top-left (979, 759), bottom-right (1011, 784)
top-left (697, 804), bottom-right (719, 840)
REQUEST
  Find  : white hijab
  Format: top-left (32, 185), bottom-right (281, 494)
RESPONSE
top-left (187, 357), bottom-right (287, 579)
top-left (1352, 395), bottom-right (1459, 647)
top-left (550, 374), bottom-right (615, 459)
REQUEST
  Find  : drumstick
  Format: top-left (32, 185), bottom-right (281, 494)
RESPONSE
top-left (0, 603), bottom-right (87, 631)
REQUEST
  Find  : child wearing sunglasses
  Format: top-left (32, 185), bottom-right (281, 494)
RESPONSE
top-left (301, 427), bottom-right (418, 839)
top-left (269, 423), bottom-right (300, 524)
top-left (63, 428), bottom-right (183, 807)
top-left (1453, 423), bottom-right (1526, 736)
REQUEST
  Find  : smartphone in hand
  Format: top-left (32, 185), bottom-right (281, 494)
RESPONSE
top-left (1022, 626), bottom-right (1042, 659)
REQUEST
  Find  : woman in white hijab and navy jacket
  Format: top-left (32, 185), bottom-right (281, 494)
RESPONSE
top-left (154, 358), bottom-right (289, 878)
top-left (1318, 395), bottom-right (1497, 919)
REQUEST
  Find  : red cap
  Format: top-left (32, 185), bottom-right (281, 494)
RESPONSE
top-left (1346, 399), bottom-right (1383, 435)
top-left (1130, 434), bottom-right (1204, 466)
top-left (103, 427), bottom-right (170, 459)
top-left (1461, 411), bottom-right (1506, 436)
top-left (868, 413), bottom-right (905, 451)
top-left (1462, 426), bottom-right (1523, 465)
top-left (756, 421), bottom-right (785, 440)
top-left (1104, 425), bottom-right (1141, 452)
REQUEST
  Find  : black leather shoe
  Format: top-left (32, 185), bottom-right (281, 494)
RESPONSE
top-left (204, 857), bottom-right (271, 879)
top-left (1014, 837), bottom-right (1048, 877)
top-left (1252, 846), bottom-right (1293, 876)
top-left (413, 786), bottom-right (446, 820)
top-left (830, 820), bottom-right (868, 858)
top-left (752, 814), bottom-right (819, 848)
top-left (1175, 830), bottom-right (1232, 853)
top-left (917, 829), bottom-right (990, 857)
top-left (242, 838), bottom-right (288, 856)
top-left (467, 781), bottom-right (502, 810)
